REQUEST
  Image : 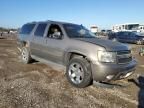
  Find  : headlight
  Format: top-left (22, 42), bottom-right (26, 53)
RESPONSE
top-left (98, 51), bottom-right (116, 63)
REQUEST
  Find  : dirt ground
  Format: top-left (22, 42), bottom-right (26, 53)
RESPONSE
top-left (0, 35), bottom-right (144, 108)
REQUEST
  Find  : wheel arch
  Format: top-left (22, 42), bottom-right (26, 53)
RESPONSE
top-left (64, 51), bottom-right (91, 65)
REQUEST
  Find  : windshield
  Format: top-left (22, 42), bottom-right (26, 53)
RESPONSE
top-left (137, 32), bottom-right (144, 36)
top-left (126, 24), bottom-right (139, 30)
top-left (63, 24), bottom-right (96, 38)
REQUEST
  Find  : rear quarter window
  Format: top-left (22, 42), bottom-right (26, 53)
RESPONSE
top-left (20, 24), bottom-right (36, 35)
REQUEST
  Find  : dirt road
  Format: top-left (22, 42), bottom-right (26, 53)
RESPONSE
top-left (0, 37), bottom-right (144, 108)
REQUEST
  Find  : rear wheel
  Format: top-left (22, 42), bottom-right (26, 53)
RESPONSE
top-left (66, 57), bottom-right (92, 88)
top-left (21, 47), bottom-right (32, 64)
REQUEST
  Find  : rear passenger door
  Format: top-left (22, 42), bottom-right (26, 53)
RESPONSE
top-left (30, 23), bottom-right (48, 58)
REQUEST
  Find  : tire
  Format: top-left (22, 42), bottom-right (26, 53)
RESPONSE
top-left (21, 47), bottom-right (32, 64)
top-left (66, 57), bottom-right (92, 88)
top-left (136, 40), bottom-right (142, 45)
top-left (140, 52), bottom-right (144, 56)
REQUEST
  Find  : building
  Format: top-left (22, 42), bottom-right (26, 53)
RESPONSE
top-left (112, 23), bottom-right (139, 32)
top-left (90, 25), bottom-right (99, 33)
top-left (138, 25), bottom-right (144, 32)
top-left (112, 23), bottom-right (144, 32)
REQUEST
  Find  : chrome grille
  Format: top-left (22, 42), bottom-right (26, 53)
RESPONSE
top-left (117, 50), bottom-right (132, 64)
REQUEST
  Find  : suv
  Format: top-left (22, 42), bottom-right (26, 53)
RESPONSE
top-left (108, 31), bottom-right (144, 45)
top-left (18, 21), bottom-right (137, 88)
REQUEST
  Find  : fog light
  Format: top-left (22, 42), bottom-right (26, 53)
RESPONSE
top-left (106, 75), bottom-right (114, 80)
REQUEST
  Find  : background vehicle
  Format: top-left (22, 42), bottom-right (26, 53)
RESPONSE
top-left (112, 23), bottom-right (144, 33)
top-left (18, 21), bottom-right (137, 88)
top-left (108, 31), bottom-right (144, 45)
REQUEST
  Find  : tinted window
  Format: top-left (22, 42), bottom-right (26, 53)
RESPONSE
top-left (63, 24), bottom-right (95, 38)
top-left (138, 32), bottom-right (144, 36)
top-left (129, 32), bottom-right (136, 37)
top-left (117, 32), bottom-right (124, 36)
top-left (34, 23), bottom-right (47, 37)
top-left (20, 24), bottom-right (35, 34)
top-left (123, 32), bottom-right (129, 36)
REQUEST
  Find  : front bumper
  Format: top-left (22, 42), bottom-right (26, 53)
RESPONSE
top-left (91, 59), bottom-right (137, 82)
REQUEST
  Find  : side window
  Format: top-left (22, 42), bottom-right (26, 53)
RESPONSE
top-left (47, 24), bottom-right (63, 39)
top-left (117, 32), bottom-right (123, 37)
top-left (123, 32), bottom-right (129, 36)
top-left (34, 23), bottom-right (47, 37)
top-left (20, 24), bottom-right (35, 34)
top-left (129, 32), bottom-right (135, 37)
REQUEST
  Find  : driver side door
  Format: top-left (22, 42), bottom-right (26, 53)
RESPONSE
top-left (44, 24), bottom-right (66, 64)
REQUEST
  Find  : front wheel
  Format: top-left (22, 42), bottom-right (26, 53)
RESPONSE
top-left (139, 52), bottom-right (144, 56)
top-left (66, 57), bottom-right (92, 88)
top-left (136, 40), bottom-right (143, 45)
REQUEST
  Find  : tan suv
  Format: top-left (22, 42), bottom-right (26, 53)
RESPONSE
top-left (18, 20), bottom-right (137, 88)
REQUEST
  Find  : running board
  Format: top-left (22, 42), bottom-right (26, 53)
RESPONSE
top-left (31, 55), bottom-right (66, 72)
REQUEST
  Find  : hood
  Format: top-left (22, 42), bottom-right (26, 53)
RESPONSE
top-left (75, 38), bottom-right (129, 51)
top-left (137, 35), bottom-right (144, 39)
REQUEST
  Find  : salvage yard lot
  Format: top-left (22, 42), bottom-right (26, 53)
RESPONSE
top-left (0, 36), bottom-right (144, 108)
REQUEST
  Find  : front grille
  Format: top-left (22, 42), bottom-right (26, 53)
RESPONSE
top-left (117, 50), bottom-right (131, 55)
top-left (117, 57), bottom-right (132, 64)
top-left (117, 50), bottom-right (132, 64)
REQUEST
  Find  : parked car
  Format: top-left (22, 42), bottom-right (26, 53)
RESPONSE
top-left (18, 21), bottom-right (137, 88)
top-left (108, 32), bottom-right (117, 40)
top-left (108, 31), bottom-right (144, 45)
